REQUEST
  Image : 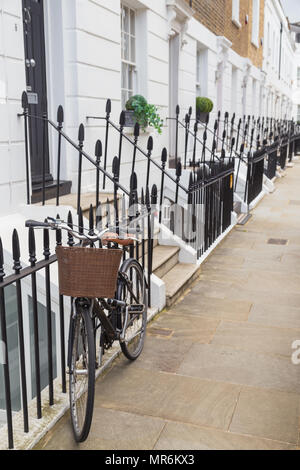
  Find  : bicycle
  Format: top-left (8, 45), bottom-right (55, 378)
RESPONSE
top-left (25, 217), bottom-right (148, 442)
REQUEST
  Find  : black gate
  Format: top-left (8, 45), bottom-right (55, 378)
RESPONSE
top-left (22, 0), bottom-right (51, 186)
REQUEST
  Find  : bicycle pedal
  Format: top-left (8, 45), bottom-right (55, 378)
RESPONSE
top-left (128, 304), bottom-right (145, 314)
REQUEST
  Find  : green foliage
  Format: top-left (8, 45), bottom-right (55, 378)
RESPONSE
top-left (125, 95), bottom-right (164, 134)
top-left (196, 97), bottom-right (214, 113)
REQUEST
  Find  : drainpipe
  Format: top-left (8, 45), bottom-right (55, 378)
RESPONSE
top-left (279, 22), bottom-right (283, 80)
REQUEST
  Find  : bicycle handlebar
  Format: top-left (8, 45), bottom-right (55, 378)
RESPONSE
top-left (25, 219), bottom-right (52, 228)
top-left (25, 218), bottom-right (141, 244)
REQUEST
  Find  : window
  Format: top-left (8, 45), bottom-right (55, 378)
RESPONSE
top-left (252, 0), bottom-right (260, 47)
top-left (121, 3), bottom-right (137, 109)
top-left (232, 0), bottom-right (241, 28)
top-left (296, 33), bottom-right (300, 44)
top-left (196, 48), bottom-right (208, 97)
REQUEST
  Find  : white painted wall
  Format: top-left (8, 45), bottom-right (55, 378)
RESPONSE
top-left (0, 0), bottom-right (298, 219)
top-left (0, 0), bottom-right (27, 217)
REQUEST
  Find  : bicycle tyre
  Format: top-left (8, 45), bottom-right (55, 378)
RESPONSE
top-left (116, 258), bottom-right (148, 361)
top-left (69, 304), bottom-right (95, 442)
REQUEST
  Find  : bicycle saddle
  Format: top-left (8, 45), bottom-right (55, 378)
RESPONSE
top-left (102, 232), bottom-right (135, 246)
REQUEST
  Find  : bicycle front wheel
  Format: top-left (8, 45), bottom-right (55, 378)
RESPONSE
top-left (69, 304), bottom-right (95, 442)
top-left (117, 258), bottom-right (148, 361)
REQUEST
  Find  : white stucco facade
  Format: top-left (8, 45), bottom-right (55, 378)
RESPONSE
top-left (0, 0), bottom-right (298, 219)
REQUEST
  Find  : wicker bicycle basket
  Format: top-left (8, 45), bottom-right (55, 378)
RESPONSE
top-left (56, 246), bottom-right (123, 298)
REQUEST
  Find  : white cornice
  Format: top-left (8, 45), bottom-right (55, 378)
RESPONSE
top-left (166, 0), bottom-right (194, 36)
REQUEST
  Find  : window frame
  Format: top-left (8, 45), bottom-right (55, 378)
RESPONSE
top-left (251, 0), bottom-right (260, 48)
top-left (232, 0), bottom-right (241, 29)
top-left (121, 3), bottom-right (137, 109)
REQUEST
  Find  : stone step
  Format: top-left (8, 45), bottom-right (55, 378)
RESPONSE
top-left (145, 245), bottom-right (179, 279)
top-left (162, 263), bottom-right (201, 308)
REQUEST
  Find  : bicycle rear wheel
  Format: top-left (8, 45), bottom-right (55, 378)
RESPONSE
top-left (69, 304), bottom-right (95, 442)
top-left (117, 258), bottom-right (147, 360)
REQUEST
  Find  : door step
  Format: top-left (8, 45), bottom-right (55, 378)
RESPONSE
top-left (162, 263), bottom-right (201, 307)
top-left (237, 213), bottom-right (252, 225)
top-left (32, 180), bottom-right (72, 204)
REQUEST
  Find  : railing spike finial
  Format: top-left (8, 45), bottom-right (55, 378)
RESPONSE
top-left (119, 110), bottom-right (125, 127)
top-left (21, 91), bottom-right (28, 110)
top-left (89, 204), bottom-right (94, 232)
top-left (214, 120), bottom-right (218, 131)
top-left (28, 228), bottom-right (37, 266)
top-left (57, 105), bottom-right (64, 125)
top-left (95, 139), bottom-right (102, 159)
top-left (12, 229), bottom-right (22, 273)
top-left (0, 237), bottom-right (5, 282)
top-left (145, 186), bottom-right (150, 207)
top-left (134, 122), bottom-right (140, 138)
top-left (161, 147), bottom-right (167, 164)
top-left (112, 156), bottom-right (120, 180)
top-left (78, 207), bottom-right (84, 235)
top-left (151, 184), bottom-right (158, 204)
top-left (176, 104), bottom-right (180, 116)
top-left (106, 98), bottom-right (112, 115)
top-left (189, 106), bottom-right (192, 116)
top-left (56, 214), bottom-right (62, 246)
top-left (205, 113), bottom-right (210, 125)
top-left (43, 221), bottom-right (50, 260)
top-left (176, 160), bottom-right (182, 178)
top-left (147, 136), bottom-right (153, 152)
top-left (130, 172), bottom-right (138, 192)
top-left (78, 123), bottom-right (85, 143)
top-left (67, 211), bottom-right (75, 247)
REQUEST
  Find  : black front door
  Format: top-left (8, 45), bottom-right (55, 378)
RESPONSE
top-left (22, 0), bottom-right (51, 185)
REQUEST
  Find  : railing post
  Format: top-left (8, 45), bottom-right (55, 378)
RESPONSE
top-left (112, 157), bottom-right (120, 234)
top-left (12, 230), bottom-right (29, 433)
top-left (146, 136), bottom-right (153, 189)
top-left (118, 111), bottom-right (125, 177)
top-left (56, 214), bottom-right (66, 394)
top-left (131, 123), bottom-right (140, 176)
top-left (42, 95), bottom-right (48, 206)
top-left (159, 148), bottom-right (167, 224)
top-left (175, 105), bottom-right (180, 168)
top-left (43, 223), bottom-right (54, 406)
top-left (95, 139), bottom-right (103, 212)
top-left (28, 228), bottom-right (42, 419)
top-left (0, 238), bottom-right (14, 449)
top-left (77, 124), bottom-right (85, 215)
top-left (21, 91), bottom-right (31, 205)
top-left (103, 99), bottom-right (111, 190)
top-left (56, 105), bottom-right (64, 206)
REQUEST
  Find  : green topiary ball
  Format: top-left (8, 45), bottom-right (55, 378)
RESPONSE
top-left (196, 97), bottom-right (214, 113)
top-left (125, 95), bottom-right (148, 111)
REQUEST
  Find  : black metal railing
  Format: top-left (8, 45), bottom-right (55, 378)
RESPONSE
top-left (0, 177), bottom-right (157, 449)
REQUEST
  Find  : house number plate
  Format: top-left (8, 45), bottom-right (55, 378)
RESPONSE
top-left (27, 92), bottom-right (38, 105)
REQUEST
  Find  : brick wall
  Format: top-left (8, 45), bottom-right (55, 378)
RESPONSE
top-left (186, 0), bottom-right (264, 68)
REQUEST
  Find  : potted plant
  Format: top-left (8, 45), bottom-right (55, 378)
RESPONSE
top-left (196, 97), bottom-right (214, 123)
top-left (125, 95), bottom-right (164, 134)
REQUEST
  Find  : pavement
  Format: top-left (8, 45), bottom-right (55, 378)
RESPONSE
top-left (36, 162), bottom-right (300, 450)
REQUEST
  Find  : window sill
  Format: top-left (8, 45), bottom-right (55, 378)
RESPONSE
top-left (232, 18), bottom-right (241, 29)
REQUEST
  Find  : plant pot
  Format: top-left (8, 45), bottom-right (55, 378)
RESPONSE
top-left (123, 110), bottom-right (136, 128)
top-left (196, 111), bottom-right (209, 123)
top-left (123, 110), bottom-right (149, 129)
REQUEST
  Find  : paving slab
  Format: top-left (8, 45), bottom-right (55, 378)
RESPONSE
top-left (154, 421), bottom-right (297, 450)
top-left (230, 387), bottom-right (300, 444)
top-left (211, 321), bottom-right (300, 357)
top-left (177, 344), bottom-right (300, 393)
